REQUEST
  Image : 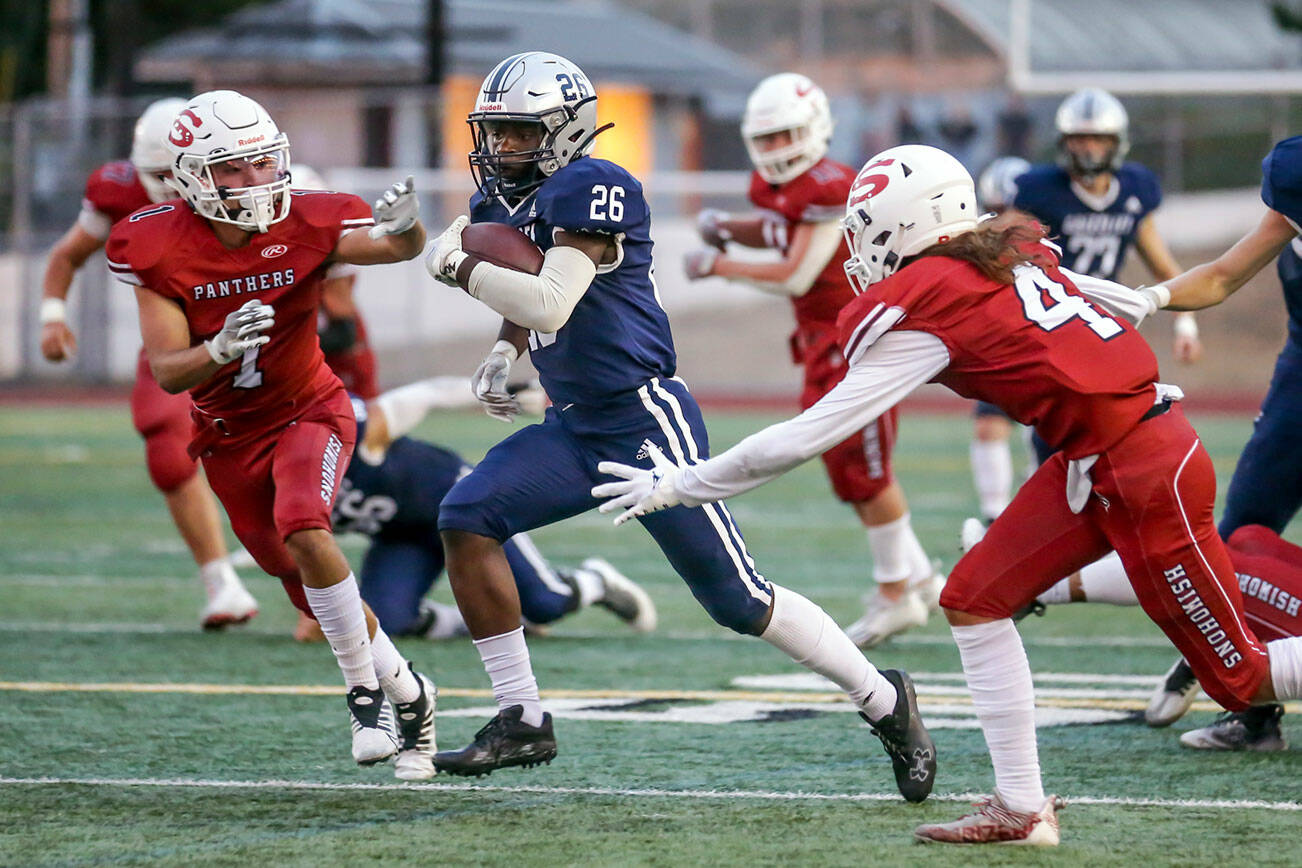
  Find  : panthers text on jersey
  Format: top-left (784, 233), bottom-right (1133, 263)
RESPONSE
top-left (106, 191), bottom-right (375, 432)
top-left (836, 238), bottom-right (1159, 459)
top-left (469, 156), bottom-right (676, 406)
top-left (1013, 162), bottom-right (1162, 281)
top-left (747, 157), bottom-right (858, 332)
top-left (332, 398), bottom-right (469, 541)
top-left (80, 161), bottom-right (154, 240)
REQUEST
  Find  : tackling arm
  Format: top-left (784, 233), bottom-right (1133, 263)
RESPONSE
top-left (331, 221), bottom-right (426, 265)
top-left (1157, 208), bottom-right (1297, 311)
top-left (1134, 214), bottom-right (1201, 363)
top-left (39, 224), bottom-right (105, 361)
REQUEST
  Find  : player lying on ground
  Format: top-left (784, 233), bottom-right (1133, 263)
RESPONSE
top-left (683, 72), bottom-right (942, 648)
top-left (109, 89), bottom-right (436, 780)
top-left (593, 144), bottom-right (1302, 846)
top-left (38, 97), bottom-right (259, 628)
top-left (422, 51), bottom-right (936, 801)
top-left (292, 376), bottom-right (655, 641)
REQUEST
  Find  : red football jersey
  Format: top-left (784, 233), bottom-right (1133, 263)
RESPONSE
top-left (748, 157), bottom-right (857, 329)
top-left (82, 161), bottom-right (153, 236)
top-left (836, 247), bottom-right (1160, 459)
top-left (106, 191), bottom-right (375, 431)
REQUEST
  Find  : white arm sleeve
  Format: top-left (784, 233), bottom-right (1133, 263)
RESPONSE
top-left (1059, 265), bottom-right (1153, 327)
top-left (677, 330), bottom-right (950, 504)
top-left (465, 244), bottom-right (597, 333)
top-left (373, 376), bottom-right (478, 439)
top-left (741, 220), bottom-right (845, 298)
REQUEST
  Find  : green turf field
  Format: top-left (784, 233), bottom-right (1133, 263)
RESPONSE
top-left (1, 403), bottom-right (1299, 867)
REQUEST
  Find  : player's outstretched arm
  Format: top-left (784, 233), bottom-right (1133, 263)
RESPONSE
top-left (686, 220), bottom-right (842, 296)
top-left (1157, 208), bottom-right (1297, 311)
top-left (331, 176), bottom-right (426, 265)
top-left (38, 224), bottom-right (104, 362)
top-left (696, 209), bottom-right (783, 250)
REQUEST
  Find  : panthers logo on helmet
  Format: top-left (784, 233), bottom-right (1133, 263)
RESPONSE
top-left (168, 110), bottom-right (203, 148)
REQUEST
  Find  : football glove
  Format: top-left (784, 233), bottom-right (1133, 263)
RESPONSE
top-left (205, 299), bottom-right (274, 365)
top-left (367, 175), bottom-right (420, 239)
top-left (472, 340), bottom-right (520, 422)
top-left (425, 215), bottom-right (470, 286)
top-left (683, 248), bottom-right (718, 281)
top-left (592, 441), bottom-right (684, 526)
top-left (696, 208), bottom-right (733, 250)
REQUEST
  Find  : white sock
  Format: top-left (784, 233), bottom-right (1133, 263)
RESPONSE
top-left (474, 626), bottom-right (544, 727)
top-left (1037, 578), bottom-right (1073, 606)
top-left (970, 439), bottom-right (1012, 522)
top-left (304, 574), bottom-right (378, 690)
top-left (761, 584), bottom-right (897, 720)
top-left (370, 625), bottom-right (420, 704)
top-left (866, 512), bottom-right (932, 585)
top-left (1267, 636), bottom-right (1302, 701)
top-left (198, 558), bottom-right (241, 598)
top-left (951, 619), bottom-right (1045, 813)
top-left (1078, 552), bottom-right (1138, 605)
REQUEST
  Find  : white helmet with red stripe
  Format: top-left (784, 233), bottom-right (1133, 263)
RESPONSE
top-left (131, 98), bottom-right (187, 203)
top-left (842, 145), bottom-right (977, 292)
top-left (165, 90), bottom-right (292, 233)
top-left (742, 73), bottom-right (833, 185)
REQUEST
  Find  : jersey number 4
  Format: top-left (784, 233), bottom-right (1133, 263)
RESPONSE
top-left (1014, 268), bottom-right (1122, 340)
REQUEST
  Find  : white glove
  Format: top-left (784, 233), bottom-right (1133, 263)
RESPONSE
top-left (367, 175), bottom-right (419, 239)
top-left (683, 248), bottom-right (718, 281)
top-left (472, 340), bottom-right (521, 422)
top-left (592, 441), bottom-right (684, 526)
top-left (205, 299), bottom-right (274, 365)
top-left (425, 215), bottom-right (470, 286)
top-left (696, 208), bottom-right (733, 250)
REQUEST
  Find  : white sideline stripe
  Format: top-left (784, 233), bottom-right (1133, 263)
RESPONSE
top-left (0, 776), bottom-right (1297, 812)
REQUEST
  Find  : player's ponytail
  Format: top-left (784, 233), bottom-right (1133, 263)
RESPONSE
top-left (907, 210), bottom-right (1051, 284)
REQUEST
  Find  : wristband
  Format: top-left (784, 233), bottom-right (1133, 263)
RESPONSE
top-left (1173, 313), bottom-right (1199, 340)
top-left (39, 297), bottom-right (68, 325)
top-left (1137, 284), bottom-right (1171, 315)
top-left (490, 339), bottom-right (519, 363)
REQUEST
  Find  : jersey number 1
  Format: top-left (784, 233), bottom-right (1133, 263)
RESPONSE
top-left (233, 345), bottom-right (263, 389)
top-left (1014, 268), bottom-right (1122, 340)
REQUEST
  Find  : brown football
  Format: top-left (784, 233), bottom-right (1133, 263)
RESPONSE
top-left (461, 222), bottom-right (544, 274)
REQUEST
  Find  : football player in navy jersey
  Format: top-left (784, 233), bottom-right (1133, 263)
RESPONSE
top-left (302, 377), bottom-right (656, 641)
top-left (422, 51), bottom-right (935, 799)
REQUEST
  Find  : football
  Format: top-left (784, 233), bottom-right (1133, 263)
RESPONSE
top-left (461, 222), bottom-right (544, 274)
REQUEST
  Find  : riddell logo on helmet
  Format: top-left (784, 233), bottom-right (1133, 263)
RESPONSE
top-left (238, 135), bottom-right (266, 147)
top-left (478, 103), bottom-right (504, 111)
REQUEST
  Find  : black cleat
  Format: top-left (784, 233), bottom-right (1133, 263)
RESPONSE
top-left (1011, 600), bottom-right (1047, 623)
top-left (861, 669), bottom-right (936, 803)
top-left (1180, 703), bottom-right (1287, 751)
top-left (433, 705), bottom-right (557, 776)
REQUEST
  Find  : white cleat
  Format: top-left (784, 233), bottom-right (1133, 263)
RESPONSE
top-left (393, 668), bottom-right (438, 781)
top-left (348, 686), bottom-right (398, 766)
top-left (416, 599), bottom-right (470, 640)
top-left (199, 581), bottom-right (258, 630)
top-left (911, 567), bottom-right (946, 614)
top-left (844, 588), bottom-right (928, 648)
top-left (960, 517), bottom-right (988, 553)
top-left (915, 792), bottom-right (1065, 846)
top-left (582, 557), bottom-right (657, 633)
top-left (1145, 657), bottom-right (1199, 727)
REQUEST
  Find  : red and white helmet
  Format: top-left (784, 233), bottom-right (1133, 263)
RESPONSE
top-left (742, 73), bottom-right (833, 185)
top-left (130, 98), bottom-right (187, 203)
top-left (842, 145), bottom-right (978, 292)
top-left (165, 90), bottom-right (292, 233)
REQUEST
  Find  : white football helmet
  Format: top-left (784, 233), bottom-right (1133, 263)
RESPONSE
top-left (468, 51), bottom-right (611, 197)
top-left (1055, 88), bottom-right (1129, 180)
top-left (130, 97), bottom-right (187, 203)
top-left (742, 73), bottom-right (833, 185)
top-left (976, 156), bottom-right (1030, 212)
top-left (165, 90), bottom-right (292, 233)
top-left (842, 145), bottom-right (978, 292)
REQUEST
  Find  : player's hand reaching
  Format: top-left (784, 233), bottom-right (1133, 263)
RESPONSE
top-left (205, 299), bottom-right (274, 365)
top-left (472, 340), bottom-right (520, 422)
top-left (425, 215), bottom-right (470, 286)
top-left (592, 441), bottom-right (684, 526)
top-left (683, 248), bottom-right (718, 281)
top-left (696, 208), bottom-right (733, 250)
top-left (40, 322), bottom-right (77, 362)
top-left (368, 175), bottom-right (420, 239)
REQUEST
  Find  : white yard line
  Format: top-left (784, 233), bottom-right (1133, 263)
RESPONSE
top-left (0, 776), bottom-right (1296, 812)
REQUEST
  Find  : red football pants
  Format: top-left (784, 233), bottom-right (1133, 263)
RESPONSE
top-left (130, 349), bottom-right (198, 492)
top-left (1226, 525), bottom-right (1302, 643)
top-left (942, 406), bottom-right (1270, 710)
top-left (198, 387), bottom-right (355, 617)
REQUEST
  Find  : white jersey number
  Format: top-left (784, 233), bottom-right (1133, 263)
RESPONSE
top-left (1065, 235), bottom-right (1120, 278)
top-left (232, 345), bottom-right (264, 389)
top-left (1014, 268), bottom-right (1123, 340)
top-left (589, 185), bottom-right (624, 222)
